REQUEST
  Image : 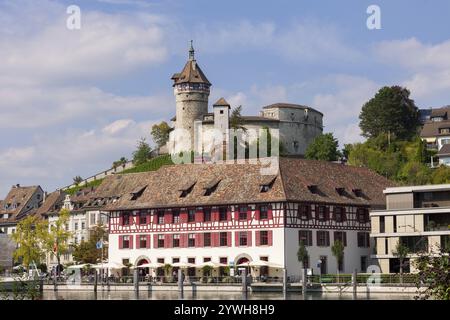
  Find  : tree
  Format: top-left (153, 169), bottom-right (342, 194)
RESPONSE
top-left (414, 245), bottom-right (450, 300)
top-left (230, 105), bottom-right (247, 132)
top-left (73, 176), bottom-right (83, 185)
top-left (331, 240), bottom-right (345, 284)
top-left (132, 138), bottom-right (152, 166)
top-left (72, 224), bottom-right (108, 264)
top-left (305, 133), bottom-right (340, 161)
top-left (393, 241), bottom-right (410, 284)
top-left (359, 86), bottom-right (420, 139)
top-left (40, 208), bottom-right (73, 275)
top-left (297, 241), bottom-right (309, 278)
top-left (11, 215), bottom-right (46, 268)
top-left (151, 121), bottom-right (171, 149)
top-left (112, 157), bottom-right (128, 169)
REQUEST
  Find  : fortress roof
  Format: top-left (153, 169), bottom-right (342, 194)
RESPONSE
top-left (263, 103), bottom-right (323, 116)
top-left (171, 43), bottom-right (211, 86)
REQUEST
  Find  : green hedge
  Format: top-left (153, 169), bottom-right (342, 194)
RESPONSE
top-left (120, 154), bottom-right (174, 174)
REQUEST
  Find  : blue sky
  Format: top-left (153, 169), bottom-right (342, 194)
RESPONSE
top-left (1, 0), bottom-right (450, 197)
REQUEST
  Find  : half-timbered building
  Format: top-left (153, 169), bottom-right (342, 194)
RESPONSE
top-left (105, 158), bottom-right (394, 278)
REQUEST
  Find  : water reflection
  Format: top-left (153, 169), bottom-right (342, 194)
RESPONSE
top-left (38, 290), bottom-right (413, 300)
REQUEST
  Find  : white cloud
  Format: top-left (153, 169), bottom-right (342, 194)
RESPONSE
top-left (375, 38), bottom-right (450, 102)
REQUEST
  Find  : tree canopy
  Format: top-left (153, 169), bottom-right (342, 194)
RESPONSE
top-left (305, 133), bottom-right (340, 161)
top-left (72, 224), bottom-right (108, 264)
top-left (132, 138), bottom-right (152, 166)
top-left (151, 121), bottom-right (171, 149)
top-left (359, 86), bottom-right (420, 139)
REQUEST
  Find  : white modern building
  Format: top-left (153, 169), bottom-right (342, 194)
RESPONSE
top-left (370, 184), bottom-right (450, 273)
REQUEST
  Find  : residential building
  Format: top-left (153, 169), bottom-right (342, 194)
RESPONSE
top-left (370, 184), bottom-right (450, 273)
top-left (420, 105), bottom-right (450, 153)
top-left (105, 158), bottom-right (393, 278)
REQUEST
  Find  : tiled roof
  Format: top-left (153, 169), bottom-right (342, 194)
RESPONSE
top-left (420, 120), bottom-right (450, 137)
top-left (103, 158), bottom-right (395, 211)
top-left (262, 103), bottom-right (323, 116)
top-left (171, 60), bottom-right (211, 86)
top-left (430, 106), bottom-right (450, 118)
top-left (0, 186), bottom-right (41, 224)
top-left (36, 191), bottom-right (66, 216)
top-left (438, 144), bottom-right (450, 156)
top-left (213, 97), bottom-right (230, 107)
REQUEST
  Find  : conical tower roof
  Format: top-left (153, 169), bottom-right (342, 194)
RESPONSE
top-left (171, 41), bottom-right (211, 86)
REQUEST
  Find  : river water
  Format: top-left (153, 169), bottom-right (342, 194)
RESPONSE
top-left (36, 290), bottom-right (414, 300)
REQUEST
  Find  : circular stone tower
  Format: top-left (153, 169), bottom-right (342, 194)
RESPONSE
top-left (171, 41), bottom-right (211, 151)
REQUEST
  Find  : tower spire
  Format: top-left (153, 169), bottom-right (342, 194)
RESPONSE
top-left (189, 40), bottom-right (195, 60)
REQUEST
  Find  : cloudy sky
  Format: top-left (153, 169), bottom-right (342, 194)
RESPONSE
top-left (1, 0), bottom-right (450, 197)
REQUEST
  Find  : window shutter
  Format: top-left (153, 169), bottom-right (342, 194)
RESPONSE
top-left (129, 214), bottom-right (133, 226)
top-left (344, 232), bottom-right (347, 246)
top-left (135, 212), bottom-right (140, 225)
top-left (215, 233), bottom-right (221, 247)
top-left (268, 205), bottom-right (273, 220)
top-left (247, 207), bottom-right (252, 221)
top-left (308, 231), bottom-right (312, 246)
top-left (195, 210), bottom-right (203, 223)
top-left (129, 235), bottom-right (134, 249)
top-left (247, 231), bottom-right (252, 246)
top-left (152, 213), bottom-right (158, 224)
top-left (146, 235), bottom-right (151, 248)
top-left (234, 210), bottom-right (239, 221)
top-left (165, 234), bottom-right (172, 248)
top-left (136, 235), bottom-right (140, 249)
top-left (255, 207), bottom-right (260, 220)
top-left (212, 209), bottom-right (219, 222)
top-left (181, 234), bottom-right (188, 248)
top-left (146, 211), bottom-right (151, 225)
top-left (164, 211), bottom-right (172, 224)
top-left (326, 231), bottom-right (330, 246)
top-left (180, 211), bottom-right (187, 223)
top-left (255, 231), bottom-right (260, 246)
top-left (315, 206), bottom-right (319, 220)
top-left (268, 230), bottom-right (273, 246)
top-left (227, 232), bottom-right (232, 247)
top-left (119, 213), bottom-right (123, 226)
top-left (235, 232), bottom-right (239, 247)
top-left (325, 207), bottom-right (330, 221)
top-left (226, 209), bottom-right (232, 221)
top-left (119, 236), bottom-right (123, 249)
top-left (307, 205), bottom-right (312, 219)
top-left (153, 234), bottom-right (158, 248)
top-left (195, 233), bottom-right (202, 247)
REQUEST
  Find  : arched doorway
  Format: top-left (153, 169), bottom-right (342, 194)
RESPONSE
top-left (236, 256), bottom-right (251, 277)
top-left (135, 257), bottom-right (150, 279)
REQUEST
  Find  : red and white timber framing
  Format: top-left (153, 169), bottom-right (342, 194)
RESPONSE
top-left (108, 202), bottom-right (373, 277)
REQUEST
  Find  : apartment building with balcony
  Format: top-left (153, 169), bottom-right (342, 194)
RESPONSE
top-left (370, 184), bottom-right (450, 273)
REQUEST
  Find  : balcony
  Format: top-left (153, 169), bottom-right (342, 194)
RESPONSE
top-left (424, 213), bottom-right (450, 232)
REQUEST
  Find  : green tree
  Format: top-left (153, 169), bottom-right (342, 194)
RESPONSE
top-left (73, 176), bottom-right (83, 185)
top-left (331, 240), bottom-right (345, 283)
top-left (431, 165), bottom-right (450, 184)
top-left (398, 162), bottom-right (431, 185)
top-left (132, 138), bottom-right (152, 166)
top-left (359, 86), bottom-right (420, 139)
top-left (297, 241), bottom-right (309, 269)
top-left (151, 121), bottom-right (171, 149)
top-left (11, 215), bottom-right (46, 268)
top-left (230, 105), bottom-right (247, 132)
top-left (112, 157), bottom-right (128, 169)
top-left (393, 241), bottom-right (410, 284)
top-left (72, 224), bottom-right (108, 264)
top-left (40, 208), bottom-right (73, 274)
top-left (305, 133), bottom-right (340, 161)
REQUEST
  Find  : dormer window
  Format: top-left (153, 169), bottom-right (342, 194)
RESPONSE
top-left (308, 185), bottom-right (318, 194)
top-left (336, 187), bottom-right (345, 196)
top-left (440, 128), bottom-right (450, 134)
top-left (260, 176), bottom-right (277, 193)
top-left (353, 189), bottom-right (363, 197)
top-left (179, 181), bottom-right (196, 198)
top-left (203, 179), bottom-right (221, 196)
top-left (130, 185), bottom-right (147, 201)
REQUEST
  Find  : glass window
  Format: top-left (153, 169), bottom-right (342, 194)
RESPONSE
top-left (204, 233), bottom-right (211, 247)
top-left (123, 235), bottom-right (130, 249)
top-left (203, 208), bottom-right (211, 222)
top-left (188, 209), bottom-right (196, 223)
top-left (157, 211), bottom-right (164, 224)
top-left (259, 205), bottom-right (268, 219)
top-left (219, 232), bottom-right (228, 246)
top-left (219, 207), bottom-right (227, 221)
top-left (239, 232), bottom-right (248, 246)
top-left (239, 206), bottom-right (248, 220)
top-left (317, 231), bottom-right (329, 247)
top-left (139, 235), bottom-right (147, 248)
top-left (260, 231), bottom-right (269, 245)
top-left (122, 213), bottom-right (130, 225)
top-left (157, 234), bottom-right (164, 248)
top-left (298, 230), bottom-right (313, 246)
top-left (173, 234), bottom-right (180, 247)
top-left (188, 233), bottom-right (195, 247)
top-left (173, 210), bottom-right (180, 224)
top-left (139, 211), bottom-right (147, 225)
top-left (298, 205), bottom-right (310, 220)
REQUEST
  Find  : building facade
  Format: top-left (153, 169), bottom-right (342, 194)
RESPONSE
top-left (420, 105), bottom-right (450, 165)
top-left (370, 184), bottom-right (450, 273)
top-left (169, 43), bottom-right (323, 156)
top-left (106, 158), bottom-right (393, 278)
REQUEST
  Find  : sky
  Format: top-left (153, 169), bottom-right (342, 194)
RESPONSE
top-left (1, 0), bottom-right (450, 197)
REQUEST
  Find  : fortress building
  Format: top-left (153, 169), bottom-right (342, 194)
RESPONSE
top-left (169, 42), bottom-right (324, 156)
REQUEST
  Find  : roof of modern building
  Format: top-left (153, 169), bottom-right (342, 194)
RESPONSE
top-left (383, 183), bottom-right (450, 194)
top-left (420, 119), bottom-right (450, 137)
top-left (262, 103), bottom-right (323, 116)
top-left (103, 158), bottom-right (394, 211)
top-left (437, 144), bottom-right (450, 156)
